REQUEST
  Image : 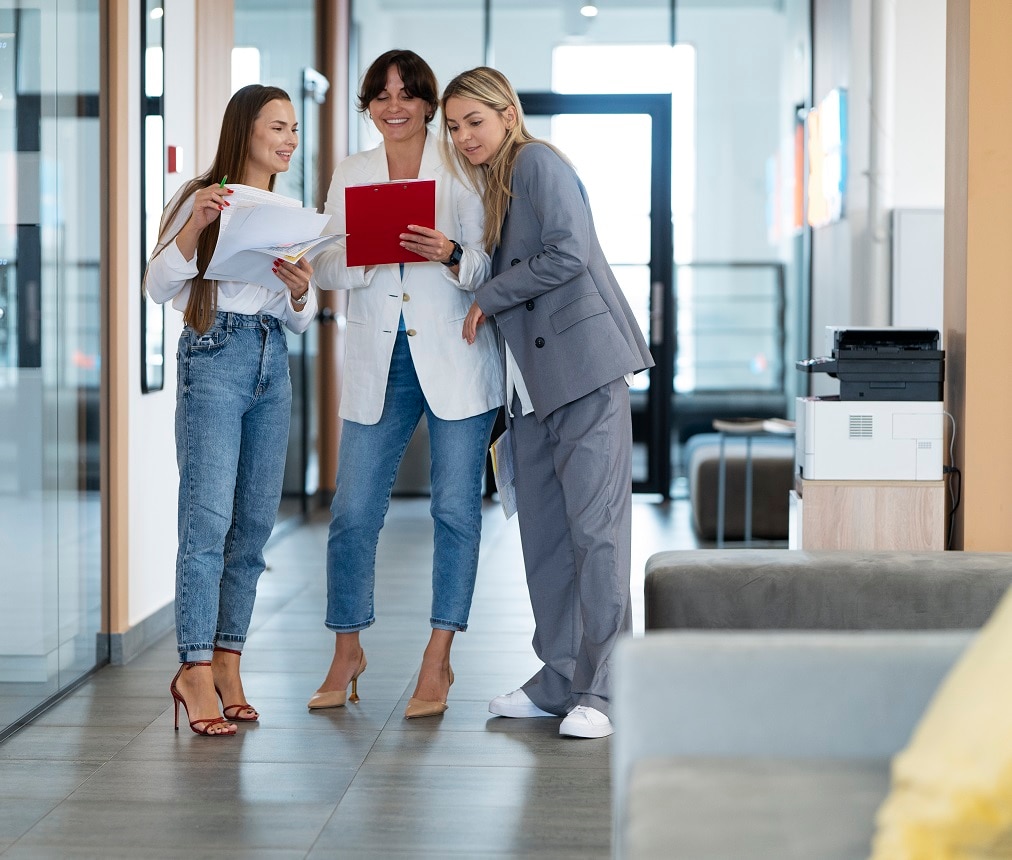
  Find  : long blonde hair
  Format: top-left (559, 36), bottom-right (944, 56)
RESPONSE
top-left (145, 84), bottom-right (291, 333)
top-left (440, 67), bottom-right (563, 254)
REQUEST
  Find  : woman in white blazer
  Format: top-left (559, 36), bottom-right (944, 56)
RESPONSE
top-left (308, 50), bottom-right (502, 720)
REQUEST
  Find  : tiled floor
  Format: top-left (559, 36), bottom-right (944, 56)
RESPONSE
top-left (0, 496), bottom-right (695, 859)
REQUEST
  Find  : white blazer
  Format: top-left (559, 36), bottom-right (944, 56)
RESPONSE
top-left (314, 133), bottom-right (503, 424)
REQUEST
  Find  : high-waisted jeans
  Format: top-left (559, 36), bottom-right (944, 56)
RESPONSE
top-left (174, 311), bottom-right (292, 663)
top-left (325, 331), bottom-right (498, 633)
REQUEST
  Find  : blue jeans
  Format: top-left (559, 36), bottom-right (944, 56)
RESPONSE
top-left (326, 332), bottom-right (497, 633)
top-left (174, 312), bottom-right (292, 663)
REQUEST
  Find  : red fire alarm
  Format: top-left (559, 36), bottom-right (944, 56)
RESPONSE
top-left (167, 145), bottom-right (183, 174)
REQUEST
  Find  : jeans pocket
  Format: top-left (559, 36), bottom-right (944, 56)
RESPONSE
top-left (187, 326), bottom-right (230, 352)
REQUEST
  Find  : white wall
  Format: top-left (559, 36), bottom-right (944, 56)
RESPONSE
top-left (892, 0), bottom-right (945, 208)
top-left (126, 1), bottom-right (194, 629)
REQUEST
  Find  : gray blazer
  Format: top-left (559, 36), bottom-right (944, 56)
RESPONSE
top-left (475, 143), bottom-right (654, 420)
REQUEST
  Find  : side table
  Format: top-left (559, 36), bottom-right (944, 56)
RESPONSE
top-left (713, 418), bottom-right (795, 547)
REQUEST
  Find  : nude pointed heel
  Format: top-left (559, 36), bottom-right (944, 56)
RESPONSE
top-left (307, 653), bottom-right (367, 709)
top-left (170, 662), bottom-right (237, 737)
top-left (212, 646), bottom-right (258, 721)
top-left (404, 667), bottom-right (454, 719)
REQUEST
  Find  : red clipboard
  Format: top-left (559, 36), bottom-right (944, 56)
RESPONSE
top-left (345, 179), bottom-right (436, 267)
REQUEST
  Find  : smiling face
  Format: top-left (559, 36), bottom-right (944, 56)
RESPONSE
top-left (368, 65), bottom-right (429, 145)
top-left (244, 99), bottom-right (298, 188)
top-left (443, 96), bottom-right (514, 167)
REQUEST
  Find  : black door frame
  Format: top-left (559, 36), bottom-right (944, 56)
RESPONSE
top-left (517, 92), bottom-right (674, 498)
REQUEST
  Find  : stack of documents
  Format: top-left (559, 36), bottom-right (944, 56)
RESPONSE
top-left (205, 184), bottom-right (342, 289)
top-left (489, 429), bottom-right (517, 519)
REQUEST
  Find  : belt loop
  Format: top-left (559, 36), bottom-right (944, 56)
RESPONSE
top-left (225, 312), bottom-right (233, 332)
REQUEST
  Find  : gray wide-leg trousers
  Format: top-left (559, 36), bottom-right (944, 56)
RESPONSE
top-left (509, 376), bottom-right (633, 718)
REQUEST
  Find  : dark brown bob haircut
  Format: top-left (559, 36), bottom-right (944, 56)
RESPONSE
top-left (357, 49), bottom-right (438, 124)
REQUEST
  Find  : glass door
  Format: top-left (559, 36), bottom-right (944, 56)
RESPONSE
top-left (0, 0), bottom-right (104, 740)
top-left (518, 93), bottom-right (674, 497)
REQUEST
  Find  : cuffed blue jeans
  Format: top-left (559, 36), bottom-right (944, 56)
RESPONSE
top-left (326, 331), bottom-right (497, 633)
top-left (174, 312), bottom-right (292, 663)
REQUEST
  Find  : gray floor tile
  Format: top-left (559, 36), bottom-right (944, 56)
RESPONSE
top-left (67, 759), bottom-right (358, 804)
top-left (30, 693), bottom-right (169, 729)
top-left (0, 798), bottom-right (64, 844)
top-left (2, 847), bottom-right (308, 860)
top-left (6, 799), bottom-right (336, 854)
top-left (0, 725), bottom-right (140, 762)
top-left (113, 722), bottom-right (379, 765)
top-left (308, 764), bottom-right (610, 857)
top-left (0, 760), bottom-right (103, 800)
top-left (363, 726), bottom-right (612, 770)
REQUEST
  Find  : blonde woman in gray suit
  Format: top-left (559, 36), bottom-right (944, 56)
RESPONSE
top-left (442, 67), bottom-right (654, 738)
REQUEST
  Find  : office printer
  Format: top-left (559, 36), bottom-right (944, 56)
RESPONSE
top-left (795, 328), bottom-right (944, 480)
top-left (796, 327), bottom-right (944, 401)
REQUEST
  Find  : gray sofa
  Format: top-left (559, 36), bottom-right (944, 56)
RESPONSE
top-left (612, 550), bottom-right (1012, 860)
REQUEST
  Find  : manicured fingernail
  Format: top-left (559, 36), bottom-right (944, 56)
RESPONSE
top-left (272, 267), bottom-right (278, 273)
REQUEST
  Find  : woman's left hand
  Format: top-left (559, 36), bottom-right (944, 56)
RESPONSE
top-left (274, 256), bottom-right (314, 309)
top-left (400, 224), bottom-right (455, 264)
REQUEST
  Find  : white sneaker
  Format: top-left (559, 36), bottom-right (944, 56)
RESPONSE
top-left (559, 705), bottom-right (613, 738)
top-left (489, 688), bottom-right (555, 718)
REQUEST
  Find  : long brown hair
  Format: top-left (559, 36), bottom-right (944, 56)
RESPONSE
top-left (440, 67), bottom-right (565, 253)
top-left (146, 84), bottom-right (292, 333)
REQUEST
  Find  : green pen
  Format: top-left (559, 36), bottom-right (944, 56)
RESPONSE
top-left (219, 175), bottom-right (228, 188)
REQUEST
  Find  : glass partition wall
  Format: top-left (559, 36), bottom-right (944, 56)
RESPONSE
top-left (0, 0), bottom-right (104, 741)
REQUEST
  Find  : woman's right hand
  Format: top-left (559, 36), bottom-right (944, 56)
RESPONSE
top-left (187, 182), bottom-right (233, 232)
top-left (175, 183), bottom-right (233, 261)
top-left (462, 300), bottom-right (486, 345)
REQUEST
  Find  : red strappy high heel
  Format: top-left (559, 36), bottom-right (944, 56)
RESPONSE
top-left (213, 646), bottom-right (259, 722)
top-left (170, 662), bottom-right (237, 736)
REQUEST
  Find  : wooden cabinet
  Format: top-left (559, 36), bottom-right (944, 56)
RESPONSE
top-left (793, 478), bottom-right (946, 551)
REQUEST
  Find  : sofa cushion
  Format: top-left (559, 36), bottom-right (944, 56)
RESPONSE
top-left (645, 550), bottom-right (1012, 631)
top-left (626, 757), bottom-right (889, 860)
top-left (870, 586), bottom-right (1012, 857)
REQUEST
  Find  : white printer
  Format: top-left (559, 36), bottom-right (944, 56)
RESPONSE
top-left (795, 396), bottom-right (943, 480)
top-left (795, 328), bottom-right (945, 481)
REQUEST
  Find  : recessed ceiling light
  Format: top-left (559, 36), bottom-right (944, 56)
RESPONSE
top-left (580, 4), bottom-right (599, 18)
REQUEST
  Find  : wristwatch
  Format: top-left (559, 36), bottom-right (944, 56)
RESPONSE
top-left (292, 290), bottom-right (309, 307)
top-left (441, 240), bottom-right (463, 268)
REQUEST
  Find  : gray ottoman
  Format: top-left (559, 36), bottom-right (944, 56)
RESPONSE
top-left (685, 432), bottom-right (794, 541)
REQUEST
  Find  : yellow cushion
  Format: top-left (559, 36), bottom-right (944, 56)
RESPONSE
top-left (870, 586), bottom-right (1012, 859)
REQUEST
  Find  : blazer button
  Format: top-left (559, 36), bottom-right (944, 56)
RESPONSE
top-left (535, 337), bottom-right (545, 348)
top-left (402, 293), bottom-right (410, 302)
top-left (525, 300), bottom-right (535, 311)
top-left (407, 328), bottom-right (417, 337)
top-left (511, 258), bottom-right (521, 266)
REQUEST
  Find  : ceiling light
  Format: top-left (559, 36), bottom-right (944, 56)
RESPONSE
top-left (580, 4), bottom-right (598, 18)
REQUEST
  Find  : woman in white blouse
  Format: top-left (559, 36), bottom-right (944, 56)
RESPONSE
top-left (146, 84), bottom-right (317, 737)
top-left (308, 50), bottom-right (502, 720)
